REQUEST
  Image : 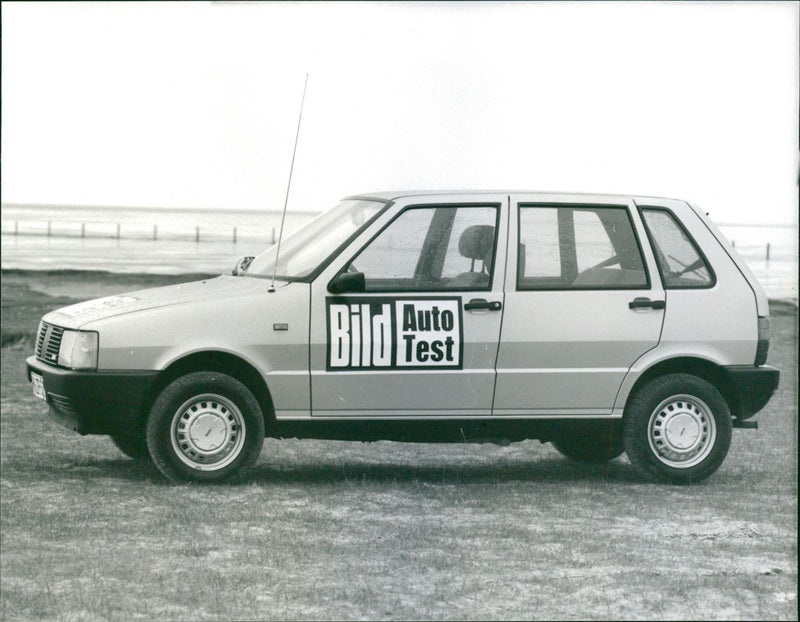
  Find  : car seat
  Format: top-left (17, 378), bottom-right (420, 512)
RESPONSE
top-left (449, 225), bottom-right (494, 288)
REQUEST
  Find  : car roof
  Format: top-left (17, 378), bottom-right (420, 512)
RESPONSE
top-left (344, 189), bottom-right (684, 203)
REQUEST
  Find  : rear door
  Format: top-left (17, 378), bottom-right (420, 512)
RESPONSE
top-left (494, 194), bottom-right (665, 415)
top-left (310, 194), bottom-right (508, 417)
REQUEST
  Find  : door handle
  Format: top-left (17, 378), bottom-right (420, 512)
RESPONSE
top-left (628, 297), bottom-right (666, 310)
top-left (464, 298), bottom-right (502, 311)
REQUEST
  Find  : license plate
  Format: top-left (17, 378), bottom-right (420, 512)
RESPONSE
top-left (31, 372), bottom-right (46, 401)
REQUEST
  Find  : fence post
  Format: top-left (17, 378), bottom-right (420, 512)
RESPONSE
top-left (766, 243), bottom-right (770, 261)
top-left (196, 226), bottom-right (200, 243)
top-left (271, 227), bottom-right (276, 244)
top-left (233, 227), bottom-right (237, 244)
top-left (81, 223), bottom-right (85, 238)
top-left (47, 221), bottom-right (51, 237)
top-left (153, 225), bottom-right (158, 241)
top-left (731, 240), bottom-right (735, 248)
top-left (116, 223), bottom-right (121, 240)
top-left (14, 221), bottom-right (18, 236)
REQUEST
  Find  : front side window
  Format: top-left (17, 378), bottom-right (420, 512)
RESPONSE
top-left (345, 205), bottom-right (498, 292)
top-left (246, 199), bottom-right (386, 280)
top-left (641, 208), bottom-right (714, 288)
top-left (518, 205), bottom-right (648, 289)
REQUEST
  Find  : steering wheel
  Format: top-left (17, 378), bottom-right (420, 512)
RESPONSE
top-left (587, 253), bottom-right (620, 271)
top-left (674, 257), bottom-right (705, 277)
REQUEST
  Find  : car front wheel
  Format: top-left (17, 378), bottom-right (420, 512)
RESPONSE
top-left (623, 374), bottom-right (732, 483)
top-left (146, 372), bottom-right (265, 483)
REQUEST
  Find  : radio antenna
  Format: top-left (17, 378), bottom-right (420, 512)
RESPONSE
top-left (269, 73), bottom-right (309, 292)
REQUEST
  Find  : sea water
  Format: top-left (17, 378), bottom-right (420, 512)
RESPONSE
top-left (1, 204), bottom-right (797, 299)
top-left (1, 204), bottom-right (317, 276)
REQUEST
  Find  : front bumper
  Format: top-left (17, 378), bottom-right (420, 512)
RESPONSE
top-left (722, 365), bottom-right (780, 420)
top-left (26, 356), bottom-right (159, 435)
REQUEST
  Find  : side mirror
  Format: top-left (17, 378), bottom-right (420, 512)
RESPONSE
top-left (232, 256), bottom-right (255, 276)
top-left (328, 271), bottom-right (365, 294)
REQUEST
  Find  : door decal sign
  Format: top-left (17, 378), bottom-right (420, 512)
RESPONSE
top-left (326, 297), bottom-right (463, 371)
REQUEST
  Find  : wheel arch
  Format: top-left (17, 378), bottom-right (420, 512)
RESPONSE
top-left (147, 351), bottom-right (276, 427)
top-left (622, 357), bottom-right (737, 417)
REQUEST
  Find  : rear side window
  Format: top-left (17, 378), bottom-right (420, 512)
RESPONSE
top-left (518, 205), bottom-right (648, 289)
top-left (641, 208), bottom-right (714, 288)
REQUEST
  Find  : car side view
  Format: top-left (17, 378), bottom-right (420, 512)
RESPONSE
top-left (26, 191), bottom-right (780, 483)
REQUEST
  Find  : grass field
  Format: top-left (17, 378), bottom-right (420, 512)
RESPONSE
top-left (1, 271), bottom-right (797, 620)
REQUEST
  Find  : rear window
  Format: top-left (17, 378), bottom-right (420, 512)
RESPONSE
top-left (641, 208), bottom-right (714, 289)
top-left (518, 205), bottom-right (648, 290)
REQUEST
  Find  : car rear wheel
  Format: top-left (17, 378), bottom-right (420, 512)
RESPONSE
top-left (146, 372), bottom-right (265, 483)
top-left (623, 374), bottom-right (732, 483)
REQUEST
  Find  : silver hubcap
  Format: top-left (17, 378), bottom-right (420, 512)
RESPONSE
top-left (170, 393), bottom-right (246, 471)
top-left (648, 394), bottom-right (716, 468)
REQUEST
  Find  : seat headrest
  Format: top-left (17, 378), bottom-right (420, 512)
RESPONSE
top-left (458, 225), bottom-right (495, 264)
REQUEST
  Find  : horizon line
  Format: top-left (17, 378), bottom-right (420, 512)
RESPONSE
top-left (0, 202), bottom-right (321, 216)
top-left (1, 201), bottom-right (796, 229)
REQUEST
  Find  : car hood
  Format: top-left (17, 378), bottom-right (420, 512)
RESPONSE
top-left (44, 275), bottom-right (282, 329)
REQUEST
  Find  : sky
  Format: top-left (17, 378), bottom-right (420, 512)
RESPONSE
top-left (1, 1), bottom-right (798, 225)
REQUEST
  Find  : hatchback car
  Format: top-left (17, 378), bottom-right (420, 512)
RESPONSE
top-left (27, 191), bottom-right (779, 483)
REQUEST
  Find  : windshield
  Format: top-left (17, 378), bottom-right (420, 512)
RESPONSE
top-left (245, 199), bottom-right (386, 280)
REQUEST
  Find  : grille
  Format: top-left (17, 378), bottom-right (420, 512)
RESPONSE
top-left (35, 322), bottom-right (64, 365)
top-left (49, 395), bottom-right (77, 417)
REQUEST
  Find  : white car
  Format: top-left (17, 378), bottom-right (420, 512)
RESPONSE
top-left (27, 191), bottom-right (779, 483)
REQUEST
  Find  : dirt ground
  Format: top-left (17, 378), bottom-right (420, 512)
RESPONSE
top-left (1, 269), bottom-right (797, 620)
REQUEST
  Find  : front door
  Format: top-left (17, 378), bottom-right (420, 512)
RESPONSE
top-left (310, 195), bottom-right (508, 416)
top-left (493, 195), bottom-right (665, 415)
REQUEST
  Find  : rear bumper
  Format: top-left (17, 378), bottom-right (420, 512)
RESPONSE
top-left (26, 356), bottom-right (159, 435)
top-left (722, 365), bottom-right (780, 420)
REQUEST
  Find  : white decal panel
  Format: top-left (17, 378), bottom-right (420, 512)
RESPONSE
top-left (326, 297), bottom-right (462, 371)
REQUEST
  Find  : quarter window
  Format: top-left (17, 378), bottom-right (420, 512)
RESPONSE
top-left (641, 208), bottom-right (713, 288)
top-left (347, 205), bottom-right (498, 292)
top-left (518, 205), bottom-right (648, 289)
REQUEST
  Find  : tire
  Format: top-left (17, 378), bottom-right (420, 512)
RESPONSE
top-left (110, 432), bottom-right (150, 460)
top-left (551, 423), bottom-right (624, 463)
top-left (146, 372), bottom-right (265, 483)
top-left (623, 374), bottom-right (732, 484)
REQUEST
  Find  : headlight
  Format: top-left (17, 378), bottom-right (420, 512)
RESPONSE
top-left (58, 330), bottom-right (99, 370)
